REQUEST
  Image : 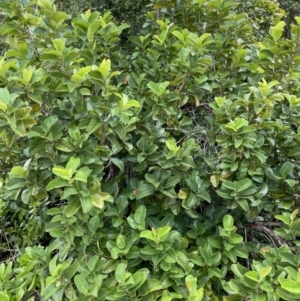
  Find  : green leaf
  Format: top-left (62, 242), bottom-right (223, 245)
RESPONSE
top-left (185, 274), bottom-right (197, 293)
top-left (46, 178), bottom-right (70, 190)
top-left (156, 226), bottom-right (171, 242)
top-left (0, 100), bottom-right (7, 112)
top-left (134, 205), bottom-right (146, 224)
top-left (52, 166), bottom-right (70, 180)
top-left (98, 59), bottom-right (111, 77)
top-left (229, 233), bottom-right (243, 244)
top-left (288, 148), bottom-right (300, 157)
top-left (52, 11), bottom-right (69, 24)
top-left (87, 20), bottom-right (101, 42)
top-left (62, 261), bottom-right (79, 280)
top-left (135, 184), bottom-right (155, 200)
top-left (163, 176), bottom-right (180, 189)
top-left (280, 162), bottom-right (294, 178)
top-left (231, 263), bottom-right (249, 279)
top-left (281, 281), bottom-right (300, 294)
top-left (259, 266), bottom-right (272, 278)
top-left (140, 230), bottom-right (156, 241)
top-left (222, 181), bottom-right (236, 191)
top-left (284, 179), bottom-right (297, 187)
top-left (41, 116), bottom-right (59, 134)
top-left (166, 138), bottom-right (180, 152)
top-left (0, 88), bottom-right (10, 104)
top-left (269, 21), bottom-right (285, 41)
top-left (80, 195), bottom-right (93, 213)
top-left (185, 193), bottom-right (198, 208)
top-left (223, 215), bottom-right (235, 232)
top-left (115, 262), bottom-right (127, 283)
top-left (42, 283), bottom-right (60, 300)
top-left (137, 137), bottom-right (148, 151)
top-left (63, 188), bottom-right (78, 199)
top-left (139, 279), bottom-right (163, 296)
top-left (251, 292), bottom-right (266, 301)
top-left (276, 287), bottom-right (299, 300)
top-left (65, 199), bottom-right (81, 217)
top-left (10, 166), bottom-right (28, 178)
top-left (237, 199), bottom-right (249, 211)
top-left (237, 178), bottom-right (252, 192)
top-left (91, 192), bottom-right (109, 209)
top-left (235, 117), bottom-right (248, 130)
top-left (88, 216), bottom-right (100, 232)
top-left (162, 188), bottom-right (177, 198)
top-left (102, 259), bottom-right (118, 273)
top-left (66, 157), bottom-right (81, 176)
top-left (229, 280), bottom-right (249, 296)
top-left (23, 67), bottom-right (34, 83)
top-left (245, 271), bottom-right (259, 282)
top-left (208, 236), bottom-right (222, 248)
top-left (88, 255), bottom-right (99, 271)
top-left (74, 167), bottom-right (91, 182)
top-left (147, 81), bottom-right (161, 95)
top-left (111, 158), bottom-right (124, 172)
top-left (74, 274), bottom-right (89, 294)
top-left (86, 116), bottom-right (102, 135)
top-left (116, 234), bottom-right (126, 249)
top-left (198, 189), bottom-right (211, 202)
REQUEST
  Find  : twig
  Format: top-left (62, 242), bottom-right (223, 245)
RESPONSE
top-left (240, 222), bottom-right (291, 248)
top-left (244, 222), bottom-right (283, 227)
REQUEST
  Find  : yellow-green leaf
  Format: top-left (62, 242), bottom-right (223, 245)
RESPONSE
top-left (0, 101), bottom-right (7, 112)
top-left (92, 192), bottom-right (110, 209)
top-left (52, 167), bottom-right (70, 180)
top-left (210, 174), bottom-right (219, 188)
top-left (98, 59), bottom-right (111, 77)
top-left (178, 189), bottom-right (188, 199)
top-left (259, 266), bottom-right (272, 279)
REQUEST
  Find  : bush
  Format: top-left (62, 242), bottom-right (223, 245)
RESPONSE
top-left (1, 0), bottom-right (300, 300)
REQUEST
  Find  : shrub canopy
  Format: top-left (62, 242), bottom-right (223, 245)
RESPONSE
top-left (1, 0), bottom-right (300, 300)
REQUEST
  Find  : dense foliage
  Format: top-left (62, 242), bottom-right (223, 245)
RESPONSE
top-left (279, 0), bottom-right (300, 35)
top-left (56, 0), bottom-right (150, 37)
top-left (1, 0), bottom-right (300, 300)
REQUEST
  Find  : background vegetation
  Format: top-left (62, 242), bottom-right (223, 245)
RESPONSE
top-left (1, 0), bottom-right (300, 300)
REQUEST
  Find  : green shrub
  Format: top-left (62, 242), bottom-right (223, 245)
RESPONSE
top-left (1, 0), bottom-right (300, 300)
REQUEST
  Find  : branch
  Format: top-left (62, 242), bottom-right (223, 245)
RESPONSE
top-left (239, 222), bottom-right (291, 248)
top-left (244, 222), bottom-right (283, 227)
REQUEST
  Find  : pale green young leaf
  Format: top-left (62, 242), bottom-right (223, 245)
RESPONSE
top-left (166, 138), bottom-right (180, 152)
top-left (281, 280), bottom-right (300, 294)
top-left (269, 21), bottom-right (285, 41)
top-left (140, 230), bottom-right (156, 241)
top-left (156, 226), bottom-right (171, 242)
top-left (52, 166), bottom-right (70, 180)
top-left (98, 59), bottom-right (111, 77)
top-left (66, 157), bottom-right (80, 175)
